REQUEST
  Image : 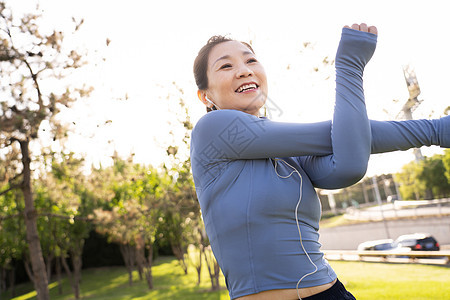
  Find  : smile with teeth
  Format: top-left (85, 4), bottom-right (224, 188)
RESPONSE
top-left (235, 83), bottom-right (258, 93)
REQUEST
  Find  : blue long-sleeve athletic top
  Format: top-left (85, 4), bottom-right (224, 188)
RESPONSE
top-left (190, 28), bottom-right (450, 299)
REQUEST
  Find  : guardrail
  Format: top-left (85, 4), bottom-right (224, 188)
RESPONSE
top-left (393, 198), bottom-right (450, 208)
top-left (323, 250), bottom-right (450, 265)
top-left (342, 198), bottom-right (450, 221)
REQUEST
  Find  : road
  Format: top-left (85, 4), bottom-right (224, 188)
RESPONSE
top-left (319, 204), bottom-right (450, 250)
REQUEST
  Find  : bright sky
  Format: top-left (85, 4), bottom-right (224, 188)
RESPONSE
top-left (9, 0), bottom-right (450, 176)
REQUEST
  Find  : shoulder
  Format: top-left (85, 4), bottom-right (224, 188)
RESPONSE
top-left (192, 109), bottom-right (261, 139)
top-left (194, 109), bottom-right (253, 127)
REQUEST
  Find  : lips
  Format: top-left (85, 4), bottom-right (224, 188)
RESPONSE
top-left (235, 82), bottom-right (259, 93)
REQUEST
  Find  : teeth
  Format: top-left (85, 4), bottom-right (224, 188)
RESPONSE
top-left (236, 83), bottom-right (257, 93)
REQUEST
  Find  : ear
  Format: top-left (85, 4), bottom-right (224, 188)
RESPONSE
top-left (197, 90), bottom-right (212, 108)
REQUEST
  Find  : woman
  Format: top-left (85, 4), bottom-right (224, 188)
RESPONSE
top-left (190, 23), bottom-right (449, 300)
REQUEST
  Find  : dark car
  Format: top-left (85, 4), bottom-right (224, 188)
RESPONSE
top-left (393, 233), bottom-right (440, 251)
top-left (357, 239), bottom-right (396, 251)
top-left (357, 233), bottom-right (440, 252)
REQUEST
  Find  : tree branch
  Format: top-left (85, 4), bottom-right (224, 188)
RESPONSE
top-left (0, 171), bottom-right (23, 196)
top-left (0, 184), bottom-right (18, 196)
top-left (0, 212), bottom-right (21, 222)
top-left (38, 212), bottom-right (91, 222)
top-left (0, 211), bottom-right (91, 223)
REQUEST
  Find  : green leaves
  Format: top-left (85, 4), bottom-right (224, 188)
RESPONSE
top-left (92, 155), bottom-right (162, 246)
top-left (396, 152), bottom-right (450, 200)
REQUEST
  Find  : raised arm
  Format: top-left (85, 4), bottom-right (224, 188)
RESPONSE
top-left (191, 26), bottom-right (377, 188)
top-left (299, 116), bottom-right (450, 187)
top-left (370, 118), bottom-right (450, 152)
top-left (297, 26), bottom-right (376, 188)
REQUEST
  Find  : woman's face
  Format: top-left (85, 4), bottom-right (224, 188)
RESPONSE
top-left (203, 41), bottom-right (268, 116)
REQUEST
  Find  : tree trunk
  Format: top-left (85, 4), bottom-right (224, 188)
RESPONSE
top-left (144, 244), bottom-right (154, 290)
top-left (19, 140), bottom-right (49, 300)
top-left (196, 246), bottom-right (202, 286)
top-left (46, 254), bottom-right (54, 281)
top-left (55, 256), bottom-right (63, 295)
top-left (213, 261), bottom-right (220, 290)
top-left (23, 257), bottom-right (34, 284)
top-left (70, 239), bottom-right (84, 300)
top-left (119, 243), bottom-right (135, 286)
top-left (203, 246), bottom-right (220, 291)
top-left (0, 267), bottom-right (5, 300)
top-left (60, 250), bottom-right (82, 300)
top-left (9, 266), bottom-right (16, 298)
top-left (71, 253), bottom-right (81, 299)
top-left (60, 256), bottom-right (74, 296)
top-left (171, 243), bottom-right (188, 274)
top-left (135, 236), bottom-right (145, 281)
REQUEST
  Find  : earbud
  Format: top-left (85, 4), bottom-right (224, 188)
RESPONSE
top-left (205, 96), bottom-right (221, 110)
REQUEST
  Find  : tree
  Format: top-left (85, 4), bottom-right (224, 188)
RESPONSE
top-left (396, 161), bottom-right (425, 200)
top-left (0, 187), bottom-right (27, 298)
top-left (0, 3), bottom-right (91, 298)
top-left (0, 143), bottom-right (25, 298)
top-left (158, 161), bottom-right (198, 275)
top-left (443, 149), bottom-right (450, 183)
top-left (203, 245), bottom-right (221, 291)
top-left (418, 155), bottom-right (450, 198)
top-left (92, 155), bottom-right (162, 289)
top-left (91, 156), bottom-right (138, 287)
top-left (33, 151), bottom-right (92, 299)
top-left (396, 153), bottom-right (450, 200)
top-left (159, 83), bottom-right (203, 278)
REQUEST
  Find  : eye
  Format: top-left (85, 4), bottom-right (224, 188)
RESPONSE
top-left (247, 58), bottom-right (258, 63)
top-left (219, 63), bottom-right (232, 70)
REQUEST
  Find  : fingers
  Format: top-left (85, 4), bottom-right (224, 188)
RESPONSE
top-left (359, 23), bottom-right (368, 32)
top-left (344, 23), bottom-right (378, 35)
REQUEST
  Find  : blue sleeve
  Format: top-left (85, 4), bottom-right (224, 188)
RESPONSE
top-left (370, 118), bottom-right (450, 152)
top-left (309, 28), bottom-right (376, 188)
top-left (191, 28), bottom-right (376, 189)
top-left (191, 110), bottom-right (335, 159)
top-left (299, 116), bottom-right (450, 186)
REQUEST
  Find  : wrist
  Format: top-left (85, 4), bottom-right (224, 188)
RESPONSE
top-left (335, 28), bottom-right (377, 71)
top-left (439, 115), bottom-right (450, 148)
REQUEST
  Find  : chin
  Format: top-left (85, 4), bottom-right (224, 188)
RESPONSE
top-left (242, 104), bottom-right (264, 116)
top-left (250, 100), bottom-right (265, 111)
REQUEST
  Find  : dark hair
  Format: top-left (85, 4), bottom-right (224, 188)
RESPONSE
top-left (193, 35), bottom-right (255, 112)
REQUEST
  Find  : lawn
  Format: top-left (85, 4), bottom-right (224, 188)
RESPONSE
top-left (4, 257), bottom-right (228, 300)
top-left (331, 261), bottom-right (450, 299)
top-left (3, 258), bottom-right (449, 299)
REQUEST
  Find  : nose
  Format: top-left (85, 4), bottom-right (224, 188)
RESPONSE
top-left (236, 63), bottom-right (253, 78)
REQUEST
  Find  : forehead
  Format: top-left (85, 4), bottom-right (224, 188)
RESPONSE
top-left (208, 41), bottom-right (253, 66)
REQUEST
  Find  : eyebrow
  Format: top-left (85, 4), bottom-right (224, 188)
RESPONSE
top-left (213, 50), bottom-right (254, 67)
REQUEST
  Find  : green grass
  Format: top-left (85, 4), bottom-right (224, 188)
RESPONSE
top-left (3, 258), bottom-right (449, 299)
top-left (4, 257), bottom-right (228, 300)
top-left (331, 261), bottom-right (450, 300)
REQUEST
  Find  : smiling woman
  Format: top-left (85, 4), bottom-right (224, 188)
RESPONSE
top-left (189, 24), bottom-right (449, 300)
top-left (200, 39), bottom-right (267, 116)
top-left (193, 35), bottom-right (266, 114)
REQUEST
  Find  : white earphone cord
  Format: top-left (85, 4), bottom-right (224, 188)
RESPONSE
top-left (273, 159), bottom-right (318, 300)
top-left (206, 97), bottom-right (221, 110)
